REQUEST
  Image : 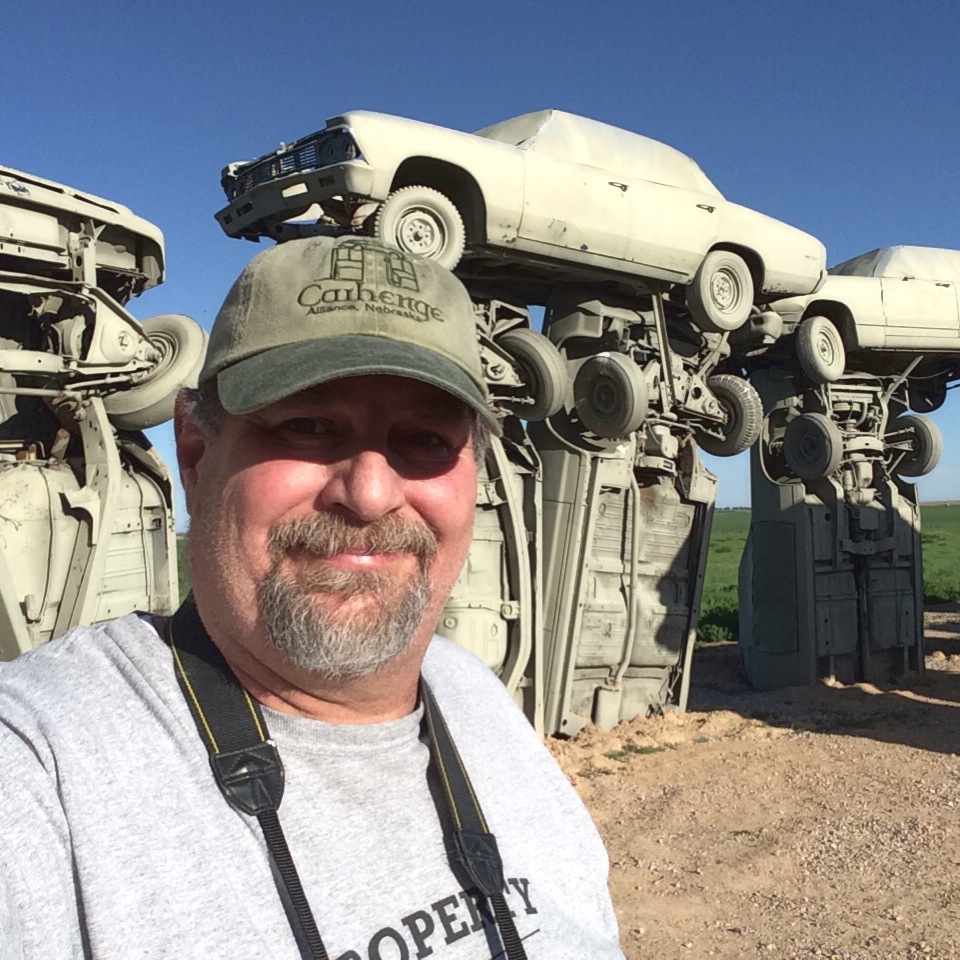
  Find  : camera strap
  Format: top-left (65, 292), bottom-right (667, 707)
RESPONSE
top-left (168, 600), bottom-right (528, 960)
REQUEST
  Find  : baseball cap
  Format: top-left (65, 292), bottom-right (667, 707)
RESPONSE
top-left (199, 235), bottom-right (501, 433)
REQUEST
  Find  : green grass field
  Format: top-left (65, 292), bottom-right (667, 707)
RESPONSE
top-left (177, 504), bottom-right (960, 642)
top-left (697, 510), bottom-right (751, 644)
top-left (698, 504), bottom-right (960, 644)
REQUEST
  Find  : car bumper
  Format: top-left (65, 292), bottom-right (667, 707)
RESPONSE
top-left (215, 162), bottom-right (377, 239)
top-left (759, 264), bottom-right (827, 301)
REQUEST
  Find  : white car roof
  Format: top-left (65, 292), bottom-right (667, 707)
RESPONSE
top-left (830, 245), bottom-right (960, 282)
top-left (474, 109), bottom-right (722, 197)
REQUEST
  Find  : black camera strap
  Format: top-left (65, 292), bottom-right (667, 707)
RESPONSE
top-left (168, 601), bottom-right (527, 960)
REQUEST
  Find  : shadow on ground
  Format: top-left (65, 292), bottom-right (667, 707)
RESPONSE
top-left (688, 604), bottom-right (960, 757)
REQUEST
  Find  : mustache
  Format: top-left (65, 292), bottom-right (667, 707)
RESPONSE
top-left (267, 512), bottom-right (439, 562)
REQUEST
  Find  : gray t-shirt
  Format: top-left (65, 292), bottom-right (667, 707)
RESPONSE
top-left (0, 615), bottom-right (623, 959)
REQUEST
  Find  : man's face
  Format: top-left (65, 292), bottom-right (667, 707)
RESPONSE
top-left (179, 374), bottom-right (479, 680)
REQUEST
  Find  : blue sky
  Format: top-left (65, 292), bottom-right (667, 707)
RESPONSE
top-left (3, 0), bottom-right (958, 520)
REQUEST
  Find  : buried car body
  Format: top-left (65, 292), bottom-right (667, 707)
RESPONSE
top-left (216, 109), bottom-right (826, 332)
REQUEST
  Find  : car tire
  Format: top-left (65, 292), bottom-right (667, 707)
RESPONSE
top-left (103, 314), bottom-right (207, 431)
top-left (687, 250), bottom-right (754, 333)
top-left (908, 378), bottom-right (948, 414)
top-left (695, 374), bottom-right (763, 457)
top-left (497, 328), bottom-right (568, 421)
top-left (891, 413), bottom-right (943, 478)
top-left (796, 315), bottom-right (845, 384)
top-left (783, 412), bottom-right (843, 481)
top-left (574, 352), bottom-right (649, 438)
top-left (373, 186), bottom-right (466, 269)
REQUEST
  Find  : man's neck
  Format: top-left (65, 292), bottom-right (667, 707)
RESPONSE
top-left (229, 656), bottom-right (423, 724)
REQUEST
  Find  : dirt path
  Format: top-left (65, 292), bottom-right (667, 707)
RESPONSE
top-left (550, 606), bottom-right (960, 960)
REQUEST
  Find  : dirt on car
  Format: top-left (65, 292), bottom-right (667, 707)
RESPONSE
top-left (549, 605), bottom-right (960, 960)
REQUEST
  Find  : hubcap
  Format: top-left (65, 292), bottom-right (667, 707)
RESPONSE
top-left (816, 333), bottom-right (837, 365)
top-left (397, 210), bottom-right (444, 257)
top-left (592, 378), bottom-right (617, 414)
top-left (710, 268), bottom-right (740, 311)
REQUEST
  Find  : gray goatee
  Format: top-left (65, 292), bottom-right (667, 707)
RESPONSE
top-left (258, 513), bottom-right (438, 679)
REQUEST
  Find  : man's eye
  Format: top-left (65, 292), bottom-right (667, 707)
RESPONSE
top-left (276, 418), bottom-right (338, 444)
top-left (392, 430), bottom-right (459, 466)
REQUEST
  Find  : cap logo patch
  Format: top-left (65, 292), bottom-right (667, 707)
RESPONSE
top-left (295, 240), bottom-right (444, 323)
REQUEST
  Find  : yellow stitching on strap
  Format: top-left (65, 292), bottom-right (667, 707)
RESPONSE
top-left (171, 641), bottom-right (220, 754)
top-left (434, 698), bottom-right (489, 832)
top-left (424, 695), bottom-right (461, 830)
top-left (242, 690), bottom-right (267, 743)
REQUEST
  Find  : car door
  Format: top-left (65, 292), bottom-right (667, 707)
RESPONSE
top-left (880, 276), bottom-right (960, 348)
top-left (618, 176), bottom-right (718, 284)
top-left (517, 150), bottom-right (630, 262)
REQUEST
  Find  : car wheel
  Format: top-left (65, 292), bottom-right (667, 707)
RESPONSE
top-left (497, 328), bottom-right (568, 421)
top-left (783, 412), bottom-right (843, 481)
top-left (908, 377), bottom-right (948, 413)
top-left (574, 353), bottom-right (649, 438)
top-left (796, 315), bottom-right (845, 384)
top-left (103, 314), bottom-right (208, 431)
top-left (891, 413), bottom-right (943, 478)
top-left (695, 374), bottom-right (763, 457)
top-left (373, 186), bottom-right (466, 269)
top-left (687, 250), bottom-right (754, 333)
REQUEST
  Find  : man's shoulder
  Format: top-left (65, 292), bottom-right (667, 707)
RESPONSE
top-left (0, 614), bottom-right (169, 724)
top-left (421, 634), bottom-right (540, 746)
top-left (422, 633), bottom-right (517, 704)
top-left (422, 631), bottom-right (496, 674)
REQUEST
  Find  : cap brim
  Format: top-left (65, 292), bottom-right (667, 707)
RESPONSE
top-left (216, 335), bottom-right (502, 434)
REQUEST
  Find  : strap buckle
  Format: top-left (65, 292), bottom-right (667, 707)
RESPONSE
top-left (210, 740), bottom-right (285, 817)
top-left (454, 828), bottom-right (505, 899)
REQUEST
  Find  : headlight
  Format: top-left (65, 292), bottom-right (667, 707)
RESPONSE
top-left (317, 130), bottom-right (358, 166)
top-left (222, 129), bottom-right (359, 202)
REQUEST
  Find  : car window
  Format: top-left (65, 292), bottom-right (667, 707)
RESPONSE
top-left (830, 245), bottom-right (960, 282)
top-left (475, 109), bottom-right (722, 196)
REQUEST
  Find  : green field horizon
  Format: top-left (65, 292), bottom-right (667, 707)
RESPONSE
top-left (698, 502), bottom-right (960, 643)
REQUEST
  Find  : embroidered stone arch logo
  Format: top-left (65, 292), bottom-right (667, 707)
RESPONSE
top-left (329, 240), bottom-right (420, 291)
top-left (296, 240), bottom-right (443, 322)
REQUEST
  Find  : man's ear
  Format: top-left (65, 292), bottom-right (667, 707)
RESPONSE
top-left (174, 391), bottom-right (206, 516)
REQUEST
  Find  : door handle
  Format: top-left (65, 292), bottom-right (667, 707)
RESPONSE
top-left (608, 181), bottom-right (628, 192)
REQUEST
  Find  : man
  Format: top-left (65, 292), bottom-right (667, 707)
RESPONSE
top-left (0, 236), bottom-right (624, 959)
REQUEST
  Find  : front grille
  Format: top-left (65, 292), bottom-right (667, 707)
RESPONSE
top-left (225, 130), bottom-right (354, 200)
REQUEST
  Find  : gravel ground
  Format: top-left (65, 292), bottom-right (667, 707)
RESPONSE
top-left (549, 606), bottom-right (960, 960)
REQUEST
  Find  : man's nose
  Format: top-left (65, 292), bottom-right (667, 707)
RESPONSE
top-left (318, 449), bottom-right (406, 522)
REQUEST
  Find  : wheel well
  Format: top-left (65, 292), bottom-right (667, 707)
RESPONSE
top-left (710, 243), bottom-right (763, 293)
top-left (801, 301), bottom-right (859, 350)
top-left (390, 159), bottom-right (486, 244)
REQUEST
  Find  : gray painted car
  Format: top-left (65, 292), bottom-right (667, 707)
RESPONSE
top-left (762, 246), bottom-right (960, 409)
top-left (216, 109), bottom-right (827, 333)
top-left (0, 165), bottom-right (206, 657)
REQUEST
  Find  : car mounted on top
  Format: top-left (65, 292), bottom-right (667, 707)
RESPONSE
top-left (214, 108), bottom-right (827, 733)
top-left (0, 166), bottom-right (206, 658)
top-left (216, 109), bottom-right (826, 333)
top-left (730, 244), bottom-right (960, 491)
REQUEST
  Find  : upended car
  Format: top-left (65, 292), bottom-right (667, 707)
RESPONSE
top-left (215, 108), bottom-right (826, 334)
top-left (0, 165), bottom-right (206, 656)
top-left (758, 245), bottom-right (960, 411)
